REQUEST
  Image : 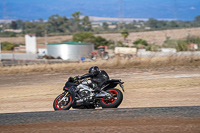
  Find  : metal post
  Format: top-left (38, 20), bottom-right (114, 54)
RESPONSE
top-left (45, 30), bottom-right (48, 45)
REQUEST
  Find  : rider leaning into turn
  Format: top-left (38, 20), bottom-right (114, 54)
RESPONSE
top-left (74, 66), bottom-right (109, 92)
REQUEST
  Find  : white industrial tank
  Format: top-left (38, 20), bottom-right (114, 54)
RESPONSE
top-left (47, 42), bottom-right (94, 60)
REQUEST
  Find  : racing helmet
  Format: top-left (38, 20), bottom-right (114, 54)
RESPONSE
top-left (89, 66), bottom-right (100, 75)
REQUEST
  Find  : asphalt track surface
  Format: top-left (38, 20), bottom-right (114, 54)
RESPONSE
top-left (0, 106), bottom-right (200, 125)
top-left (0, 106), bottom-right (200, 133)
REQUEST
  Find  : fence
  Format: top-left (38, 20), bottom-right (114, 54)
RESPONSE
top-left (1, 53), bottom-right (38, 60)
top-left (137, 51), bottom-right (200, 57)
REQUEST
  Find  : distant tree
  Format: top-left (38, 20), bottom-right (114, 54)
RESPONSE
top-left (157, 21), bottom-right (167, 28)
top-left (24, 21), bottom-right (36, 30)
top-left (93, 36), bottom-right (110, 49)
top-left (168, 21), bottom-right (179, 28)
top-left (102, 22), bottom-right (109, 30)
top-left (133, 39), bottom-right (148, 49)
top-left (72, 32), bottom-right (95, 42)
top-left (81, 16), bottom-right (92, 31)
top-left (72, 11), bottom-right (82, 32)
top-left (47, 14), bottom-right (70, 33)
top-left (147, 18), bottom-right (158, 28)
top-left (194, 15), bottom-right (200, 22)
top-left (72, 32), bottom-right (112, 49)
top-left (1, 42), bottom-right (17, 50)
top-left (35, 24), bottom-right (44, 36)
top-left (15, 19), bottom-right (24, 29)
top-left (120, 29), bottom-right (129, 41)
top-left (10, 21), bottom-right (18, 29)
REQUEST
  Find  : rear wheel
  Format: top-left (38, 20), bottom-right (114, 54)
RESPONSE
top-left (53, 93), bottom-right (72, 110)
top-left (100, 89), bottom-right (123, 108)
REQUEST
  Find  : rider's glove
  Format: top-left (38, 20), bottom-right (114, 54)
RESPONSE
top-left (74, 76), bottom-right (81, 81)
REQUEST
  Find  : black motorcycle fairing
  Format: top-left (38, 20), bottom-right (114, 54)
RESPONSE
top-left (62, 77), bottom-right (79, 105)
top-left (67, 86), bottom-right (77, 104)
top-left (102, 79), bottom-right (124, 92)
top-left (63, 77), bottom-right (78, 91)
top-left (63, 82), bottom-right (77, 91)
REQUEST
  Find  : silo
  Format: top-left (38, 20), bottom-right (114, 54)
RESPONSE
top-left (25, 33), bottom-right (37, 54)
top-left (47, 42), bottom-right (94, 60)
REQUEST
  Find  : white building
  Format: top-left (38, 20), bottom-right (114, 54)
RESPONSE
top-left (25, 33), bottom-right (37, 54)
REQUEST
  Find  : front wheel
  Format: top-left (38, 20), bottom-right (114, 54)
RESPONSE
top-left (53, 93), bottom-right (72, 110)
top-left (100, 89), bottom-right (123, 108)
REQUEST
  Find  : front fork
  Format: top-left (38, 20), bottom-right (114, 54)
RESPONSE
top-left (64, 91), bottom-right (69, 95)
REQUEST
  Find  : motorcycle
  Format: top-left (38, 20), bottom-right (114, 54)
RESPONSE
top-left (53, 77), bottom-right (124, 110)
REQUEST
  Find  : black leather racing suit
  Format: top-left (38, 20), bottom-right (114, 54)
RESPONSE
top-left (79, 70), bottom-right (109, 92)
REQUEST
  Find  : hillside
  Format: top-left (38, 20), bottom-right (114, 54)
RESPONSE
top-left (1, 28), bottom-right (200, 45)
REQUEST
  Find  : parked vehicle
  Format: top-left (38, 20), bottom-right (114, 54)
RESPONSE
top-left (91, 46), bottom-right (109, 60)
top-left (53, 76), bottom-right (124, 110)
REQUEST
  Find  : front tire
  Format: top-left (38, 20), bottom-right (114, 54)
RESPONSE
top-left (53, 93), bottom-right (72, 110)
top-left (100, 89), bottom-right (123, 108)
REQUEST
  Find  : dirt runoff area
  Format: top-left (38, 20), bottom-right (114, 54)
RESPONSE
top-left (0, 67), bottom-right (200, 113)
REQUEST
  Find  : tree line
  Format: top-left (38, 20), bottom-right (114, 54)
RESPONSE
top-left (0, 11), bottom-right (200, 37)
top-left (0, 12), bottom-right (92, 37)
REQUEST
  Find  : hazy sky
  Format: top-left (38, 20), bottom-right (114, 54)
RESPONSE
top-left (0, 0), bottom-right (199, 20)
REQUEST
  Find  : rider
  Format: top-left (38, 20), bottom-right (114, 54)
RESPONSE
top-left (74, 66), bottom-right (109, 92)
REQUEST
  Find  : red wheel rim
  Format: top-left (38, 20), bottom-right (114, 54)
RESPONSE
top-left (102, 90), bottom-right (118, 105)
top-left (54, 94), bottom-right (71, 109)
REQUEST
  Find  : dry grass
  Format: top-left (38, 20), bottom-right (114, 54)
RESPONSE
top-left (0, 56), bottom-right (200, 74)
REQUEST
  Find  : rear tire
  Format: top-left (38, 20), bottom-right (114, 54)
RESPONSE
top-left (53, 93), bottom-right (72, 110)
top-left (100, 89), bottom-right (123, 108)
